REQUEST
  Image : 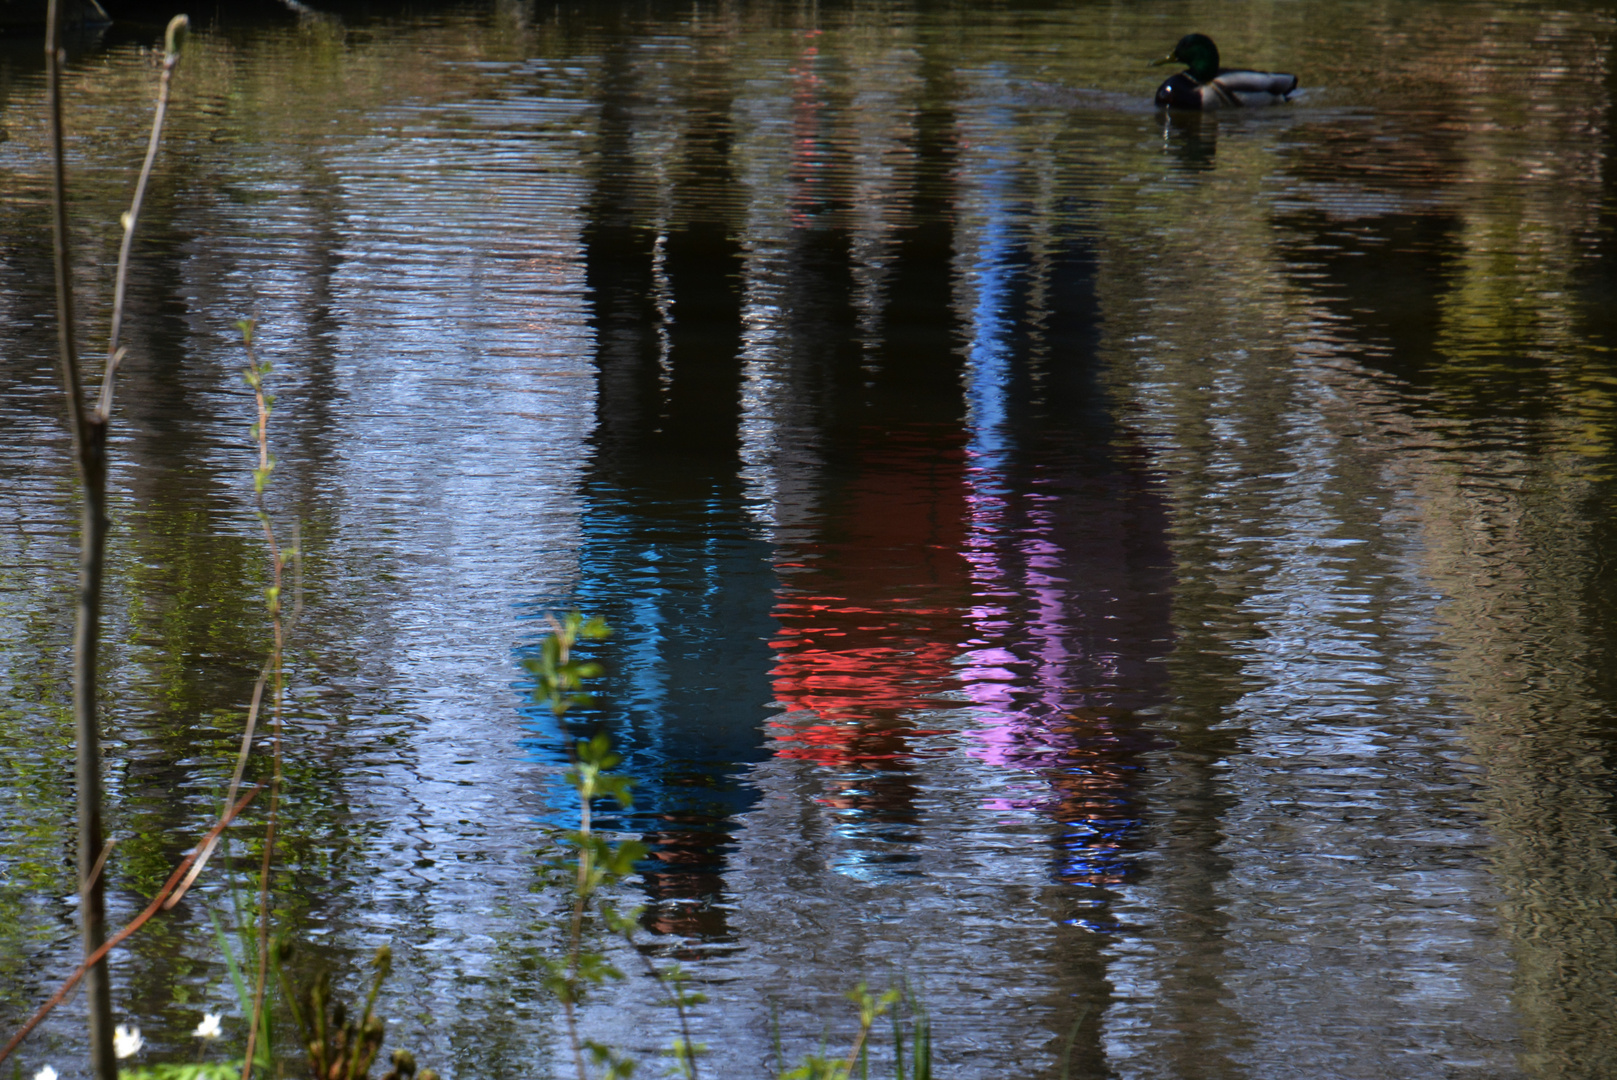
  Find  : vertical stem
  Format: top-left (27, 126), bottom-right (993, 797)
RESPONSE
top-left (45, 2), bottom-right (116, 1076)
top-left (669, 972), bottom-right (699, 1080)
top-left (74, 433), bottom-right (113, 1080)
top-left (44, 3), bottom-right (81, 428)
top-left (73, 441), bottom-right (113, 1078)
top-left (631, 949), bottom-right (701, 1080)
top-left (837, 1015), bottom-right (874, 1080)
top-left (240, 341), bottom-right (284, 1080)
top-left (564, 763), bottom-right (591, 1080)
top-left (553, 623), bottom-right (589, 1080)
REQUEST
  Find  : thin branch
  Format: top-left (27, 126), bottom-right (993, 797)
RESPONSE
top-left (97, 14), bottom-right (188, 418)
top-left (172, 509), bottom-right (306, 915)
top-left (166, 648), bottom-right (273, 912)
top-left (564, 751), bottom-right (593, 1080)
top-left (179, 518), bottom-right (304, 914)
top-left (0, 785), bottom-right (265, 1069)
top-left (85, 836), bottom-right (119, 892)
top-left (46, 14), bottom-right (189, 1077)
top-left (630, 950), bottom-right (701, 1080)
top-left (240, 799), bottom-right (279, 1080)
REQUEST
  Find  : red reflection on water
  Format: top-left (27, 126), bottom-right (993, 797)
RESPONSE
top-left (765, 426), bottom-right (1167, 889)
top-left (769, 429), bottom-right (971, 767)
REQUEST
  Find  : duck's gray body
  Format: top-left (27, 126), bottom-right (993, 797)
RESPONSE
top-left (1153, 34), bottom-right (1298, 110)
top-left (1155, 69), bottom-right (1298, 109)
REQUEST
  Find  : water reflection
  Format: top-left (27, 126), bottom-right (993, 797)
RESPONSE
top-left (1160, 110), bottom-right (1220, 171)
top-left (554, 24), bottom-right (774, 944)
top-left (4, 2), bottom-right (1617, 1078)
top-left (764, 48), bottom-right (968, 883)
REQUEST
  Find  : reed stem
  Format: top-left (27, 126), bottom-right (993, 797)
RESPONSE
top-left (239, 325), bottom-right (287, 1080)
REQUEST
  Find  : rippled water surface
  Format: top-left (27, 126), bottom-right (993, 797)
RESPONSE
top-left (4, 1), bottom-right (1617, 1076)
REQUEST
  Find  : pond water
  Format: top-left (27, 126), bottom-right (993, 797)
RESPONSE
top-left (3, 0), bottom-right (1617, 1076)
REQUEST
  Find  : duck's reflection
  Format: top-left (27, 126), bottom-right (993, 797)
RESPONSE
top-left (1162, 110), bottom-right (1219, 171)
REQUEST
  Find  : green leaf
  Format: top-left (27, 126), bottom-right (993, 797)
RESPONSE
top-left (526, 614), bottom-right (613, 716)
top-left (124, 1062), bottom-right (246, 1080)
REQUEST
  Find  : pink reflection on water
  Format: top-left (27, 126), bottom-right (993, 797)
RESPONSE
top-left (956, 454), bottom-right (1158, 891)
top-left (761, 425), bottom-right (1166, 888)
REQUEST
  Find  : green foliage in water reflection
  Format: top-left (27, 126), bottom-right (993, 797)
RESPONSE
top-left (532, 616), bottom-right (932, 1080)
top-left (524, 613), bottom-right (612, 717)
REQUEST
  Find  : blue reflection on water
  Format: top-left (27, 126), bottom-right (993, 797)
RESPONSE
top-left (519, 482), bottom-right (777, 936)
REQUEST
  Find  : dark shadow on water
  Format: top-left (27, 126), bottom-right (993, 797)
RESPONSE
top-left (526, 26), bottom-right (775, 946)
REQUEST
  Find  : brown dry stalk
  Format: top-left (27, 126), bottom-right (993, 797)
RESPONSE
top-left (44, 0), bottom-right (113, 1068)
top-left (0, 785), bottom-right (264, 1069)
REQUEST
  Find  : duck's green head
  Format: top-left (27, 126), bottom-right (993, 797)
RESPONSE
top-left (1153, 33), bottom-right (1221, 83)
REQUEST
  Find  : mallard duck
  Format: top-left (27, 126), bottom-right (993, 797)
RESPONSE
top-left (1153, 33), bottom-right (1298, 110)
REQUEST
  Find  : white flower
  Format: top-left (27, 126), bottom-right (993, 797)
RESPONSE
top-left (35, 1066), bottom-right (59, 1080)
top-left (194, 1012), bottom-right (223, 1040)
top-left (113, 1024), bottom-right (143, 1059)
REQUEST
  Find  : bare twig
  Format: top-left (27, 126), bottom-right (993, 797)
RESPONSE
top-left (0, 785), bottom-right (264, 1069)
top-left (165, 642), bottom-right (274, 913)
top-left (564, 744), bottom-right (593, 1080)
top-left (630, 950), bottom-right (702, 1080)
top-left (172, 508), bottom-right (304, 915)
top-left (85, 836), bottom-right (120, 892)
top-left (98, 14), bottom-right (189, 418)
